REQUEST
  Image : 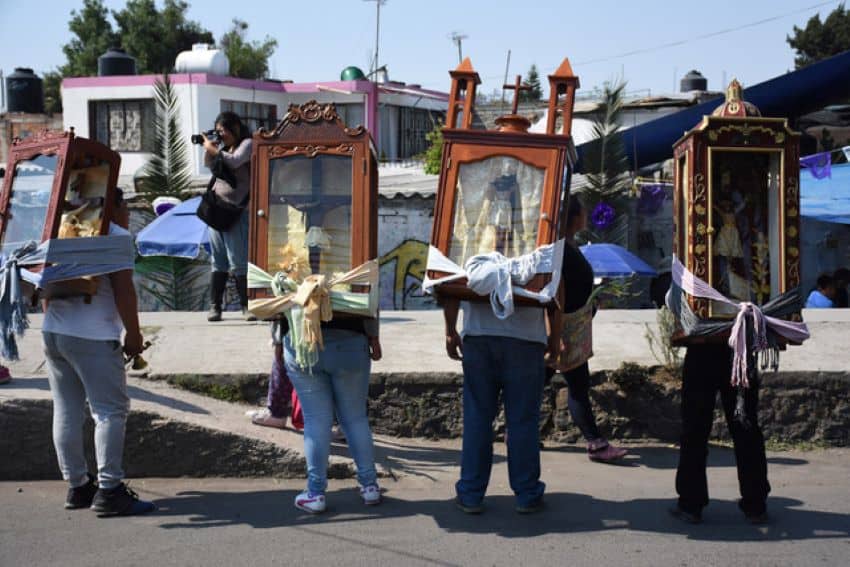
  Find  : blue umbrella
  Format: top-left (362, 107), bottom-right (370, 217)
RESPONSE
top-left (579, 243), bottom-right (657, 278)
top-left (136, 196), bottom-right (210, 258)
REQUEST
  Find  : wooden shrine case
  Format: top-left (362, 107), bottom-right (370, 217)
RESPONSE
top-left (428, 58), bottom-right (579, 302)
top-left (248, 101), bottom-right (378, 300)
top-left (0, 129), bottom-right (120, 298)
top-left (672, 80), bottom-right (801, 321)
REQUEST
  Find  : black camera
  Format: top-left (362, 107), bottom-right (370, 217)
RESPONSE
top-left (191, 129), bottom-right (219, 145)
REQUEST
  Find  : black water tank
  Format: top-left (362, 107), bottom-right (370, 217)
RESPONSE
top-left (98, 47), bottom-right (137, 76)
top-left (680, 70), bottom-right (707, 92)
top-left (6, 67), bottom-right (44, 114)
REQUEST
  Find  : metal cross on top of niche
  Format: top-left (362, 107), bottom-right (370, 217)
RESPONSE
top-left (503, 75), bottom-right (533, 115)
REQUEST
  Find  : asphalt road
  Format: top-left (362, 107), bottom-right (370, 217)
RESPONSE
top-left (2, 445), bottom-right (849, 567)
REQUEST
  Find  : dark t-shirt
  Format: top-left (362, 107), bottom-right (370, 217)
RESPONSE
top-left (834, 287), bottom-right (848, 308)
top-left (561, 242), bottom-right (594, 313)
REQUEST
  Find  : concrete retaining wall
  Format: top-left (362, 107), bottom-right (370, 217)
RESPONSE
top-left (365, 368), bottom-right (850, 447)
top-left (0, 399), bottom-right (352, 481)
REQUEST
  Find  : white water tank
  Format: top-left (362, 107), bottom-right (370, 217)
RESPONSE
top-left (175, 43), bottom-right (230, 75)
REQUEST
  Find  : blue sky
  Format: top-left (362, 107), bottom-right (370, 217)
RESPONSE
top-left (0, 0), bottom-right (843, 98)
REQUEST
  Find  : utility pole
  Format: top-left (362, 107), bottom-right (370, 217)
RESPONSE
top-left (501, 49), bottom-right (511, 108)
top-left (448, 31), bottom-right (468, 64)
top-left (363, 0), bottom-right (387, 77)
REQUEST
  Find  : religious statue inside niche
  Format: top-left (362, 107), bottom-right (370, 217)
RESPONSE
top-left (268, 153), bottom-right (352, 277)
top-left (450, 156), bottom-right (543, 264)
top-left (58, 159), bottom-right (110, 239)
top-left (485, 173), bottom-right (520, 255)
top-left (710, 153), bottom-right (772, 306)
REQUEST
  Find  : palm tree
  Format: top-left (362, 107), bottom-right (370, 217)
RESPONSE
top-left (574, 80), bottom-right (631, 246)
top-left (135, 73), bottom-right (206, 311)
top-left (137, 73), bottom-right (191, 201)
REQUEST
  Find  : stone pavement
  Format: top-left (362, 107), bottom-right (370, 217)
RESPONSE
top-left (2, 446), bottom-right (849, 567)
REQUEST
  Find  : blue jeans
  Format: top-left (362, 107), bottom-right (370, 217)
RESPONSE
top-left (284, 329), bottom-right (377, 493)
top-left (208, 208), bottom-right (248, 275)
top-left (457, 335), bottom-right (546, 508)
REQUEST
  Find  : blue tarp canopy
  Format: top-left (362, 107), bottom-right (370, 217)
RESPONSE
top-left (576, 49), bottom-right (850, 171)
top-left (801, 163), bottom-right (850, 224)
top-left (580, 243), bottom-right (657, 278)
top-left (135, 196), bottom-right (210, 258)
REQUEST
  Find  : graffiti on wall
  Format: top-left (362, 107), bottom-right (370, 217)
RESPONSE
top-left (378, 238), bottom-right (435, 310)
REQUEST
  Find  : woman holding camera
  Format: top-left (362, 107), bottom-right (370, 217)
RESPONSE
top-left (202, 111), bottom-right (255, 322)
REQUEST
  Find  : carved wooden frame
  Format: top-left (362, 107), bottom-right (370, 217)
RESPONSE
top-left (249, 101), bottom-right (378, 299)
top-left (672, 115), bottom-right (801, 323)
top-left (0, 129), bottom-right (120, 265)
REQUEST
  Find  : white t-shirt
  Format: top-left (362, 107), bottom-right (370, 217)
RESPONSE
top-left (460, 301), bottom-right (547, 346)
top-left (42, 224), bottom-right (129, 341)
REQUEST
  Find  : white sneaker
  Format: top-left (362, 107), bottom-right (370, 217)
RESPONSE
top-left (331, 425), bottom-right (346, 442)
top-left (294, 490), bottom-right (326, 514)
top-left (247, 408), bottom-right (286, 429)
top-left (360, 484), bottom-right (382, 506)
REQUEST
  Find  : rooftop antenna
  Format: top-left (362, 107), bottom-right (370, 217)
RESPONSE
top-left (363, 0), bottom-right (387, 77)
top-left (500, 49), bottom-right (511, 108)
top-left (448, 31), bottom-right (468, 64)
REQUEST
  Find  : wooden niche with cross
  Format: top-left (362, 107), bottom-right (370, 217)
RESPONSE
top-left (427, 58), bottom-right (580, 302)
top-left (248, 101), bottom-right (379, 300)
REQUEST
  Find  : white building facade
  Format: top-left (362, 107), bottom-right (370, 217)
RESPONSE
top-left (61, 73), bottom-right (448, 184)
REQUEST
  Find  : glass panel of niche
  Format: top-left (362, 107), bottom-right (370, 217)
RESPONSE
top-left (1, 154), bottom-right (57, 256)
top-left (677, 155), bottom-right (688, 256)
top-left (58, 157), bottom-right (111, 239)
top-left (267, 154), bottom-right (353, 277)
top-left (708, 150), bottom-right (781, 316)
top-left (448, 155), bottom-right (545, 266)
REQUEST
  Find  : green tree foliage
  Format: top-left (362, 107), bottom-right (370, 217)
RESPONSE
top-left (574, 80), bottom-right (631, 245)
top-left (135, 256), bottom-right (209, 311)
top-left (138, 74), bottom-right (192, 202)
top-left (113, 0), bottom-right (213, 74)
top-left (520, 64), bottom-right (543, 102)
top-left (42, 71), bottom-right (63, 114)
top-left (60, 0), bottom-right (119, 77)
top-left (220, 19), bottom-right (278, 79)
top-left (422, 121), bottom-right (444, 175)
top-left (787, 4), bottom-right (850, 68)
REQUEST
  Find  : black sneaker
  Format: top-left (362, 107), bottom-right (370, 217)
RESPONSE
top-left (455, 497), bottom-right (483, 515)
top-left (516, 497), bottom-right (545, 515)
top-left (65, 474), bottom-right (98, 509)
top-left (90, 483), bottom-right (156, 517)
top-left (738, 499), bottom-right (769, 524)
top-left (668, 505), bottom-right (703, 524)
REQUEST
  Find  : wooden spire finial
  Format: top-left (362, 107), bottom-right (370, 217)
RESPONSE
top-left (446, 58), bottom-right (481, 130)
top-left (547, 57), bottom-right (580, 137)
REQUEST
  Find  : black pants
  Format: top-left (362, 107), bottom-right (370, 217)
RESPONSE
top-left (546, 363), bottom-right (602, 442)
top-left (675, 343), bottom-right (770, 517)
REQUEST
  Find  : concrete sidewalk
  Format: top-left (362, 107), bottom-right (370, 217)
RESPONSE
top-left (2, 446), bottom-right (849, 567)
top-left (6, 309), bottom-right (850, 380)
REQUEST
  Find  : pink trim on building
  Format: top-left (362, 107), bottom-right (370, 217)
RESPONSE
top-left (62, 74), bottom-right (382, 95)
top-left (62, 74), bottom-right (448, 100)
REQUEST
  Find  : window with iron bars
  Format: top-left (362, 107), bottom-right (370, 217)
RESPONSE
top-left (220, 100), bottom-right (278, 134)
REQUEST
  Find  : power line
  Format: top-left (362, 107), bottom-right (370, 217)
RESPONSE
top-left (576, 0), bottom-right (841, 66)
